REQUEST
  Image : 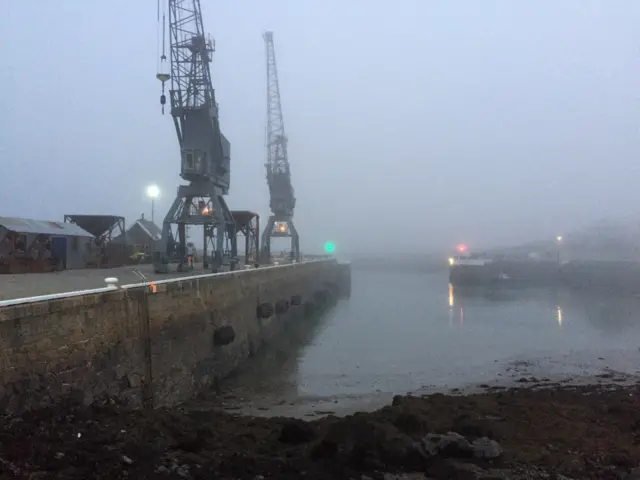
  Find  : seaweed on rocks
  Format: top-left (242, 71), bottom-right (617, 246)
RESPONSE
top-left (1, 384), bottom-right (639, 479)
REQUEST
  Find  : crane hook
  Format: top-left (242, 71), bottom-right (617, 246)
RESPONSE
top-left (156, 73), bottom-right (170, 114)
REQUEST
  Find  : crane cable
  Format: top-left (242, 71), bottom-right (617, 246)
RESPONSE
top-left (156, 0), bottom-right (161, 73)
top-left (156, 0), bottom-right (168, 73)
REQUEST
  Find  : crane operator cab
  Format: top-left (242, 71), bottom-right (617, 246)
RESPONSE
top-left (181, 149), bottom-right (208, 178)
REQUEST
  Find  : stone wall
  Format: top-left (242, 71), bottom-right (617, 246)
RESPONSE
top-left (0, 260), bottom-right (350, 413)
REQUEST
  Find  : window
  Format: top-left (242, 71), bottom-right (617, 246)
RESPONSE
top-left (71, 237), bottom-right (79, 251)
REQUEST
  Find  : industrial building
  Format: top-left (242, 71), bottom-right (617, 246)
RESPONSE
top-left (63, 214), bottom-right (127, 267)
top-left (0, 216), bottom-right (96, 273)
top-left (112, 214), bottom-right (162, 260)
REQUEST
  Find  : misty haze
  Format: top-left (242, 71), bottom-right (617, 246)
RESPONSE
top-left (2, 1), bottom-right (639, 254)
top-left (1, 1), bottom-right (640, 479)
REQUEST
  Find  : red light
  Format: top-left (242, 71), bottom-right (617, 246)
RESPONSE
top-left (456, 244), bottom-right (468, 253)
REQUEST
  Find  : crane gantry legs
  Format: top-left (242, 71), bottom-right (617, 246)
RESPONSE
top-left (261, 216), bottom-right (300, 263)
top-left (154, 183), bottom-right (237, 273)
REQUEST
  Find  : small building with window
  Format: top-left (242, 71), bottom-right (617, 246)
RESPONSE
top-left (0, 216), bottom-right (96, 272)
top-left (112, 214), bottom-right (162, 258)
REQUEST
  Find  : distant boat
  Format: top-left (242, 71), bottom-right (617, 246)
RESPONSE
top-left (449, 252), bottom-right (497, 285)
top-left (448, 253), bottom-right (493, 267)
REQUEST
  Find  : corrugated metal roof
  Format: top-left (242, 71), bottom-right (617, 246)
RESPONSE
top-left (0, 216), bottom-right (94, 237)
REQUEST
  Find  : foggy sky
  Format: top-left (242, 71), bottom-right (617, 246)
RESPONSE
top-left (1, 1), bottom-right (638, 255)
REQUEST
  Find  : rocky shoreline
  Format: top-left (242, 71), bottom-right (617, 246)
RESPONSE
top-left (1, 383), bottom-right (639, 479)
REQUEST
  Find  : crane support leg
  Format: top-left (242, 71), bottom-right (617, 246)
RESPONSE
top-left (153, 183), bottom-right (237, 274)
top-left (288, 219), bottom-right (300, 262)
top-left (260, 215), bottom-right (300, 264)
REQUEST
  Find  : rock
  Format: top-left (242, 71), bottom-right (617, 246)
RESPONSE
top-left (320, 415), bottom-right (430, 469)
top-left (279, 419), bottom-right (316, 444)
top-left (127, 373), bottom-right (142, 388)
top-left (213, 325), bottom-right (236, 346)
top-left (478, 471), bottom-right (510, 480)
top-left (310, 439), bottom-right (339, 458)
top-left (383, 474), bottom-right (429, 480)
top-left (114, 364), bottom-right (127, 379)
top-left (175, 465), bottom-right (190, 478)
top-left (452, 415), bottom-right (498, 439)
top-left (393, 411), bottom-right (429, 435)
top-left (423, 432), bottom-right (473, 458)
top-left (121, 455), bottom-right (133, 465)
top-left (471, 437), bottom-right (503, 459)
top-left (83, 391), bottom-right (94, 406)
top-left (24, 473), bottom-right (48, 479)
top-left (624, 467), bottom-right (640, 480)
top-left (428, 460), bottom-right (488, 480)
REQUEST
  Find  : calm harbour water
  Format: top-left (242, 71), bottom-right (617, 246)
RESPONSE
top-left (191, 268), bottom-right (640, 417)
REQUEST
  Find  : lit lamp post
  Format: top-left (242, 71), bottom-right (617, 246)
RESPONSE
top-left (556, 235), bottom-right (563, 263)
top-left (146, 184), bottom-right (160, 223)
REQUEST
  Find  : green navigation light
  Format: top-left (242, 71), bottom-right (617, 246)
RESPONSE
top-left (324, 242), bottom-right (335, 253)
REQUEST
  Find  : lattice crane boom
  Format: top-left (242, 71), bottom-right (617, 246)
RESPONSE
top-left (264, 31), bottom-right (295, 214)
top-left (261, 31), bottom-right (300, 263)
top-left (154, 0), bottom-right (237, 273)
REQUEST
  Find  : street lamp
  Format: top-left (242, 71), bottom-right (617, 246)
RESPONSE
top-left (555, 235), bottom-right (563, 263)
top-left (146, 184), bottom-right (160, 223)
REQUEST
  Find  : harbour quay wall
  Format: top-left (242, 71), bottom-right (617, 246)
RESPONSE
top-left (0, 260), bottom-right (350, 413)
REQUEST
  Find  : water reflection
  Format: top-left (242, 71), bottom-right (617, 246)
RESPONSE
top-left (190, 303), bottom-right (341, 407)
top-left (557, 306), bottom-right (563, 327)
top-left (194, 270), bottom-right (640, 417)
top-left (447, 280), bottom-right (640, 333)
top-left (447, 283), bottom-right (464, 326)
top-left (562, 290), bottom-right (640, 333)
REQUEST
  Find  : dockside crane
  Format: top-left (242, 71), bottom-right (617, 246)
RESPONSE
top-left (261, 31), bottom-right (300, 263)
top-left (154, 0), bottom-right (237, 273)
